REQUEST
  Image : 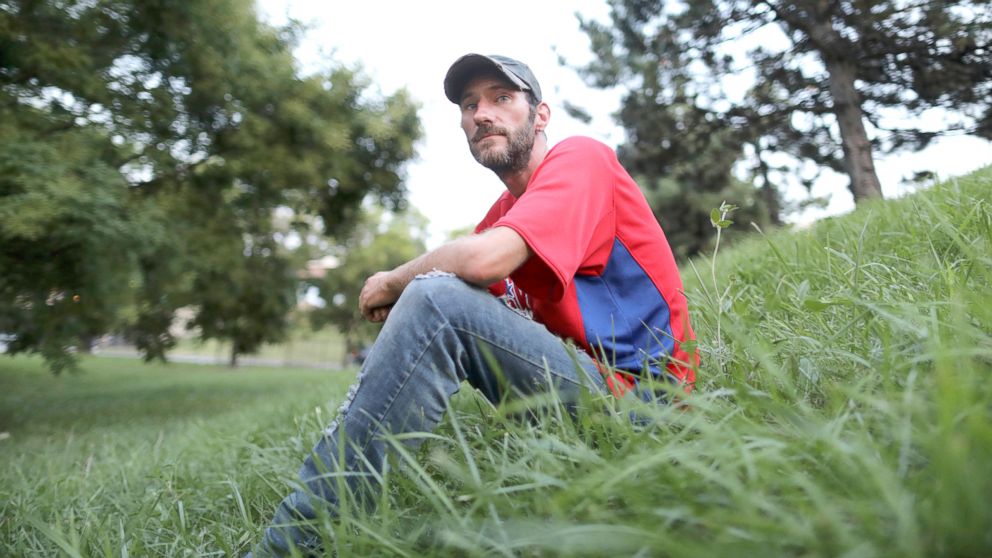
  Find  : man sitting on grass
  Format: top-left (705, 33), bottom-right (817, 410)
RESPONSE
top-left (250, 53), bottom-right (698, 556)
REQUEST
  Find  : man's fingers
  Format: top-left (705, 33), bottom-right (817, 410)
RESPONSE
top-left (363, 305), bottom-right (392, 323)
top-left (358, 271), bottom-right (396, 319)
top-left (373, 306), bottom-right (392, 322)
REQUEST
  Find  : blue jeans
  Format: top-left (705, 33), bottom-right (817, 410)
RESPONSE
top-left (252, 275), bottom-right (609, 556)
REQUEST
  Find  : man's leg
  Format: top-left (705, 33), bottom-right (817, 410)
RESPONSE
top-left (252, 275), bottom-right (608, 556)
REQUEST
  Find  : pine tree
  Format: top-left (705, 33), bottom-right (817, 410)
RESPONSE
top-left (574, 0), bottom-right (991, 255)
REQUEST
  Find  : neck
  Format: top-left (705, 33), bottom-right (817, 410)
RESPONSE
top-left (499, 134), bottom-right (549, 198)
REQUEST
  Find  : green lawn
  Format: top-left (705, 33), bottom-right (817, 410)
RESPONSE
top-left (2, 168), bottom-right (990, 557)
top-left (0, 357), bottom-right (356, 556)
top-left (145, 325), bottom-right (348, 368)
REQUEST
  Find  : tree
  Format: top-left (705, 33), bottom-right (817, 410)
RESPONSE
top-left (0, 120), bottom-right (162, 372)
top-left (187, 237), bottom-right (297, 368)
top-left (308, 208), bottom-right (429, 359)
top-left (574, 0), bottom-right (992, 255)
top-left (0, 1), bottom-right (421, 372)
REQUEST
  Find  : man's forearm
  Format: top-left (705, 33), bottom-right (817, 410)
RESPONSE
top-left (358, 238), bottom-right (480, 322)
top-left (385, 240), bottom-right (466, 294)
top-left (358, 227), bottom-right (530, 321)
top-left (392, 227), bottom-right (530, 291)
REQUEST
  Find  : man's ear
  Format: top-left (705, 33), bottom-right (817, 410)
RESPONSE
top-left (534, 102), bottom-right (551, 133)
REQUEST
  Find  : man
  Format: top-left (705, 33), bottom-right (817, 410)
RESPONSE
top-left (251, 54), bottom-right (698, 556)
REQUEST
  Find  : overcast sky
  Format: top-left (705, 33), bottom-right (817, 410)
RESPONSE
top-left (257, 0), bottom-right (992, 246)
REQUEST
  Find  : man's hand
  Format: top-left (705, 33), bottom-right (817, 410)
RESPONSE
top-left (359, 271), bottom-right (400, 323)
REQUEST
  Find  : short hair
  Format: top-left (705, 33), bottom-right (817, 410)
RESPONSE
top-left (525, 91), bottom-right (539, 111)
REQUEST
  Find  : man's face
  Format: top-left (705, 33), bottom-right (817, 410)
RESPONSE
top-left (458, 75), bottom-right (536, 176)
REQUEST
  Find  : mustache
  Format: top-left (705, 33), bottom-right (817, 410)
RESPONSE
top-left (472, 125), bottom-right (508, 143)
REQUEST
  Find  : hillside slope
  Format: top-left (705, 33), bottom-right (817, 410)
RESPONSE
top-left (2, 168), bottom-right (989, 557)
top-left (325, 167), bottom-right (992, 557)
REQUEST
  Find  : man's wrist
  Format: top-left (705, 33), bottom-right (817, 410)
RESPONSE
top-left (385, 269), bottom-right (404, 298)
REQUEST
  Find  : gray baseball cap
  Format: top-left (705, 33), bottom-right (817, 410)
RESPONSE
top-left (444, 54), bottom-right (542, 104)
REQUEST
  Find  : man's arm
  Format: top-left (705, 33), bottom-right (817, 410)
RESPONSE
top-left (358, 226), bottom-right (530, 322)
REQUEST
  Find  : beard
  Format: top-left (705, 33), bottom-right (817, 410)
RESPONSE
top-left (468, 110), bottom-right (536, 177)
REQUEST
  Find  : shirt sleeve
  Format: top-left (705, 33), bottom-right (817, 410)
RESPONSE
top-left (475, 193), bottom-right (515, 297)
top-left (492, 137), bottom-right (616, 301)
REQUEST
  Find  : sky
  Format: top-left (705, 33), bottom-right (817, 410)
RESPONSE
top-left (257, 0), bottom-right (992, 246)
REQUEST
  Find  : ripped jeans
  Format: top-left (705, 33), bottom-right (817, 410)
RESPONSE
top-left (251, 275), bottom-right (609, 556)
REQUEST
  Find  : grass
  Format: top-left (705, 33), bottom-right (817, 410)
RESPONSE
top-left (2, 167), bottom-right (990, 556)
top-left (0, 357), bottom-right (355, 556)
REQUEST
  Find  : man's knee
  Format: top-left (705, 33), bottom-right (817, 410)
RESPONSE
top-left (400, 273), bottom-right (474, 308)
top-left (392, 274), bottom-right (495, 331)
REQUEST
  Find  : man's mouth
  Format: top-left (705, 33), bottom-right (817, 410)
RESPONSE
top-left (473, 128), bottom-right (507, 143)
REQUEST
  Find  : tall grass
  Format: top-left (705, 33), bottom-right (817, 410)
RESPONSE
top-left (2, 168), bottom-right (989, 556)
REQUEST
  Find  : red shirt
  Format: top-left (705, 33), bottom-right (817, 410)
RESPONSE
top-left (475, 136), bottom-right (698, 392)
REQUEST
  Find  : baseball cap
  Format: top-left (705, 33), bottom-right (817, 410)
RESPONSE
top-left (444, 54), bottom-right (542, 104)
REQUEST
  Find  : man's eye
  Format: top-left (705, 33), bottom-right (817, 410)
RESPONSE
top-left (497, 95), bottom-right (511, 102)
top-left (463, 102), bottom-right (477, 111)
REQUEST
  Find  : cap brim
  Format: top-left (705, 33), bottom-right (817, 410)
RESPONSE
top-left (444, 54), bottom-right (528, 104)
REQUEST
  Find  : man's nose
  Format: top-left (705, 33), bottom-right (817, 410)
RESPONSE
top-left (473, 100), bottom-right (494, 125)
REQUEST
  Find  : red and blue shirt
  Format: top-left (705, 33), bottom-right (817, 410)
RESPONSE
top-left (475, 136), bottom-right (698, 392)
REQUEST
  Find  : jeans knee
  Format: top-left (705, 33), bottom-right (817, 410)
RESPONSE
top-left (395, 275), bottom-right (488, 326)
top-left (401, 274), bottom-right (469, 306)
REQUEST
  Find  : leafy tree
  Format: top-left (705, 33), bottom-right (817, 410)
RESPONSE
top-left (187, 238), bottom-right (297, 368)
top-left (0, 0), bottom-right (421, 371)
top-left (0, 119), bottom-right (161, 372)
top-left (309, 209), bottom-right (429, 359)
top-left (574, 0), bottom-right (992, 256)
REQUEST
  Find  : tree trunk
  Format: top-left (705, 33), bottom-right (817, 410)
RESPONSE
top-left (756, 147), bottom-right (783, 226)
top-left (77, 335), bottom-right (94, 354)
top-left (824, 57), bottom-right (884, 202)
top-left (761, 182), bottom-right (783, 226)
top-left (229, 348), bottom-right (239, 368)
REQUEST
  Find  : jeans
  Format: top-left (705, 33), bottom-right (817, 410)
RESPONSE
top-left (252, 275), bottom-right (610, 556)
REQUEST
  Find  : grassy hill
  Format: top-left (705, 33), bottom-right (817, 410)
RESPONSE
top-left (1, 168), bottom-right (989, 556)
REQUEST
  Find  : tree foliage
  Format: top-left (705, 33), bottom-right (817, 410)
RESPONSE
top-left (575, 0), bottom-right (992, 257)
top-left (0, 0), bottom-right (421, 371)
top-left (0, 121), bottom-right (158, 372)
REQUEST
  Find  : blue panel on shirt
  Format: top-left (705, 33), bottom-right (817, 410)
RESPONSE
top-left (574, 239), bottom-right (675, 376)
